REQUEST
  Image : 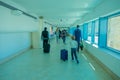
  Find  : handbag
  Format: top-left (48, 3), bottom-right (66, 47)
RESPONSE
top-left (80, 41), bottom-right (84, 50)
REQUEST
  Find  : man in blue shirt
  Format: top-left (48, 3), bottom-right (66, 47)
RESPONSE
top-left (74, 25), bottom-right (82, 52)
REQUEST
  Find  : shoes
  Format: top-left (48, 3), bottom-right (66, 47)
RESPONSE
top-left (77, 60), bottom-right (79, 64)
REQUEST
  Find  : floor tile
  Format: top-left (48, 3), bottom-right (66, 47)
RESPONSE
top-left (0, 38), bottom-right (114, 80)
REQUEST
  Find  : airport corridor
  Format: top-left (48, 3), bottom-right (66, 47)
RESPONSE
top-left (0, 37), bottom-right (114, 80)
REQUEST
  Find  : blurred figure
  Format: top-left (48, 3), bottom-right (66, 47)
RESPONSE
top-left (70, 36), bottom-right (79, 64)
top-left (41, 27), bottom-right (49, 48)
top-left (55, 27), bottom-right (59, 43)
top-left (59, 29), bottom-right (61, 39)
top-left (61, 29), bottom-right (66, 44)
top-left (74, 25), bottom-right (82, 52)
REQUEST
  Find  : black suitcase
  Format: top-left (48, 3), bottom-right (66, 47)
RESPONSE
top-left (44, 43), bottom-right (50, 53)
top-left (60, 49), bottom-right (68, 61)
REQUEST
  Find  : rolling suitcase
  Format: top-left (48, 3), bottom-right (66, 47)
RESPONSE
top-left (44, 43), bottom-right (50, 53)
top-left (60, 49), bottom-right (68, 61)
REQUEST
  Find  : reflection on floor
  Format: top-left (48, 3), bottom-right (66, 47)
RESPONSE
top-left (0, 38), bottom-right (114, 80)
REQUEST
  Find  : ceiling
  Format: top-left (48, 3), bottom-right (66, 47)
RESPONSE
top-left (11, 0), bottom-right (104, 27)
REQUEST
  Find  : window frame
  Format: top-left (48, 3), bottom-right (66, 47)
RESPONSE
top-left (82, 11), bottom-right (120, 54)
top-left (106, 13), bottom-right (120, 53)
top-left (94, 19), bottom-right (99, 45)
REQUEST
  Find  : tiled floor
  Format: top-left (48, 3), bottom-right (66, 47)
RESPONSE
top-left (0, 38), bottom-right (114, 80)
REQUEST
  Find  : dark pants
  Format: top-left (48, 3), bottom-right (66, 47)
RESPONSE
top-left (62, 36), bottom-right (66, 44)
top-left (76, 41), bottom-right (80, 52)
top-left (71, 48), bottom-right (79, 63)
top-left (43, 39), bottom-right (48, 48)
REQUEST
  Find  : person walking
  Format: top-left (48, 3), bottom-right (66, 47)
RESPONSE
top-left (55, 27), bottom-right (59, 43)
top-left (74, 25), bottom-right (82, 52)
top-left (41, 27), bottom-right (49, 48)
top-left (70, 36), bottom-right (79, 64)
top-left (61, 29), bottom-right (66, 44)
top-left (59, 29), bottom-right (61, 39)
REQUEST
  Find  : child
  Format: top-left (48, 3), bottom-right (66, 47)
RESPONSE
top-left (70, 36), bottom-right (79, 64)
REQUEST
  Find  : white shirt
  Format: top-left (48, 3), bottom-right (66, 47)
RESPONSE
top-left (70, 39), bottom-right (77, 48)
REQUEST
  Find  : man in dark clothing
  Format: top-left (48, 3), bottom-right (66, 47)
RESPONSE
top-left (74, 25), bottom-right (82, 52)
top-left (41, 27), bottom-right (49, 48)
top-left (61, 29), bottom-right (66, 44)
top-left (59, 29), bottom-right (61, 39)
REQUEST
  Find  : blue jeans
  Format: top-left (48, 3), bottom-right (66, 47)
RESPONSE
top-left (71, 48), bottom-right (79, 63)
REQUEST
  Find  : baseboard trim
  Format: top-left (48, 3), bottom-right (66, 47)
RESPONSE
top-left (84, 49), bottom-right (120, 80)
top-left (0, 47), bottom-right (30, 64)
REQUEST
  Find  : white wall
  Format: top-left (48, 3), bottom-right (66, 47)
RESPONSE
top-left (84, 42), bottom-right (120, 78)
top-left (0, 6), bottom-right (38, 32)
top-left (0, 32), bottom-right (31, 61)
top-left (0, 1), bottom-right (39, 63)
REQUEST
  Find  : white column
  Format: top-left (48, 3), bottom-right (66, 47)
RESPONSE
top-left (39, 16), bottom-right (44, 48)
top-left (31, 16), bottom-right (44, 48)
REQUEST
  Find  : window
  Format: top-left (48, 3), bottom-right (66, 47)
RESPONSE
top-left (94, 20), bottom-right (99, 44)
top-left (80, 25), bottom-right (83, 39)
top-left (69, 27), bottom-right (76, 35)
top-left (107, 15), bottom-right (120, 51)
top-left (98, 17), bottom-right (108, 47)
top-left (83, 23), bottom-right (88, 40)
top-left (87, 22), bottom-right (92, 42)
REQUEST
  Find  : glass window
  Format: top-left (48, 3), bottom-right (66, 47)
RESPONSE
top-left (87, 22), bottom-right (92, 42)
top-left (98, 17), bottom-right (108, 47)
top-left (94, 20), bottom-right (99, 44)
top-left (107, 15), bottom-right (120, 51)
top-left (83, 23), bottom-right (88, 40)
top-left (69, 27), bottom-right (76, 35)
top-left (80, 25), bottom-right (83, 39)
